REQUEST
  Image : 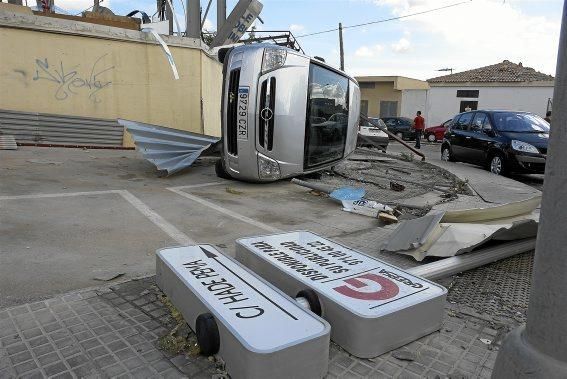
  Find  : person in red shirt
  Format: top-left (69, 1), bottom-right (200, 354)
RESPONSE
top-left (413, 111), bottom-right (425, 149)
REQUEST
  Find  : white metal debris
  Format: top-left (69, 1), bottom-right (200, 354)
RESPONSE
top-left (381, 196), bottom-right (541, 261)
top-left (118, 119), bottom-right (220, 176)
top-left (141, 28), bottom-right (180, 80)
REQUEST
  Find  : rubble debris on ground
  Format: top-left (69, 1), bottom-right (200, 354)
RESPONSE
top-left (291, 178), bottom-right (397, 221)
top-left (0, 135), bottom-right (17, 150)
top-left (390, 181), bottom-right (405, 192)
top-left (119, 119), bottom-right (221, 176)
top-left (382, 195), bottom-right (541, 261)
top-left (295, 148), bottom-right (470, 218)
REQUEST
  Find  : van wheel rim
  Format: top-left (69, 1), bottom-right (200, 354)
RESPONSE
top-left (491, 156), bottom-right (502, 174)
top-left (428, 134), bottom-right (436, 142)
top-left (442, 148), bottom-right (450, 161)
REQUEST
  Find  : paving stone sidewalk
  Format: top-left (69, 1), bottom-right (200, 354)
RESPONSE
top-left (1, 275), bottom-right (509, 379)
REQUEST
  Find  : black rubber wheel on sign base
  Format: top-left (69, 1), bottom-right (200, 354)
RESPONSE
top-left (196, 313), bottom-right (220, 356)
top-left (215, 159), bottom-right (232, 180)
top-left (296, 289), bottom-right (322, 316)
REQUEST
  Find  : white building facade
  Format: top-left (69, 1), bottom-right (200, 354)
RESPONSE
top-left (426, 61), bottom-right (554, 127)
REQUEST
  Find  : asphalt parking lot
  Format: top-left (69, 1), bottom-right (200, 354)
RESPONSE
top-left (0, 147), bottom-right (388, 309)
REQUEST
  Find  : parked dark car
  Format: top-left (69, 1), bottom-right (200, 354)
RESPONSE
top-left (382, 117), bottom-right (416, 140)
top-left (441, 110), bottom-right (549, 175)
top-left (424, 119), bottom-right (451, 142)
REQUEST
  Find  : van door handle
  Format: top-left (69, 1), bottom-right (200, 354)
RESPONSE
top-left (465, 136), bottom-right (471, 139)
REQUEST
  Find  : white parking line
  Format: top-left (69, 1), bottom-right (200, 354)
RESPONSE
top-left (168, 187), bottom-right (281, 233)
top-left (119, 191), bottom-right (195, 245)
top-left (168, 182), bottom-right (226, 190)
top-left (0, 189), bottom-right (195, 246)
top-left (0, 190), bottom-right (121, 201)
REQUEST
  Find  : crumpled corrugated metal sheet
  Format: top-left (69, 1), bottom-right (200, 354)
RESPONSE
top-left (118, 119), bottom-right (221, 176)
top-left (381, 196), bottom-right (542, 261)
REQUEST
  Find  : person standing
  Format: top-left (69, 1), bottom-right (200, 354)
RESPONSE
top-left (413, 111), bottom-right (425, 149)
top-left (545, 111), bottom-right (552, 124)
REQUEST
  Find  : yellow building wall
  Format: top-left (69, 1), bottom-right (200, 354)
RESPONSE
top-left (360, 82), bottom-right (402, 118)
top-left (201, 53), bottom-right (222, 138)
top-left (0, 25), bottom-right (222, 146)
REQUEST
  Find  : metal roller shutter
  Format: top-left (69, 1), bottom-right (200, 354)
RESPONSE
top-left (0, 109), bottom-right (124, 147)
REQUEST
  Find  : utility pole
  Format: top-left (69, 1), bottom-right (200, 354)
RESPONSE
top-left (186, 0), bottom-right (201, 38)
top-left (492, 1), bottom-right (567, 378)
top-left (217, 0), bottom-right (226, 31)
top-left (166, 0), bottom-right (174, 35)
top-left (338, 23), bottom-right (345, 71)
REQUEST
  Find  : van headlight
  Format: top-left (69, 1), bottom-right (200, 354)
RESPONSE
top-left (258, 153), bottom-right (281, 180)
top-left (512, 140), bottom-right (539, 154)
top-left (262, 47), bottom-right (287, 73)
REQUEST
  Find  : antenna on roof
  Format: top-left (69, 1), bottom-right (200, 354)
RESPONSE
top-left (437, 68), bottom-right (454, 74)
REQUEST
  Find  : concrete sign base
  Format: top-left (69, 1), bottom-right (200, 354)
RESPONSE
top-left (156, 245), bottom-right (331, 379)
top-left (236, 231), bottom-right (447, 358)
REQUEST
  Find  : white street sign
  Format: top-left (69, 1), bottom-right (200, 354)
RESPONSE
top-left (236, 231), bottom-right (447, 358)
top-left (157, 245), bottom-right (330, 378)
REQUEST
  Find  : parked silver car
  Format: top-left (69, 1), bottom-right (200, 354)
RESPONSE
top-left (216, 44), bottom-right (361, 182)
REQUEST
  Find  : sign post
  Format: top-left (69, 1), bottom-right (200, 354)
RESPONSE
top-left (236, 231), bottom-right (447, 358)
top-left (156, 245), bottom-right (331, 379)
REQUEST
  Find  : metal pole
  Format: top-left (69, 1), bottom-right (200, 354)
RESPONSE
top-left (339, 22), bottom-right (345, 71)
top-left (201, 0), bottom-right (213, 29)
top-left (166, 0), bottom-right (174, 35)
top-left (217, 0), bottom-right (226, 31)
top-left (492, 1), bottom-right (567, 377)
top-left (186, 0), bottom-right (201, 38)
top-left (360, 114), bottom-right (425, 161)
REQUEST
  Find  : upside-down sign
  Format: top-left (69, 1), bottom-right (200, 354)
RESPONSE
top-left (237, 231), bottom-right (446, 317)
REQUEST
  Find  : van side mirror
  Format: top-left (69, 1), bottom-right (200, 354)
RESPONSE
top-left (483, 126), bottom-right (494, 136)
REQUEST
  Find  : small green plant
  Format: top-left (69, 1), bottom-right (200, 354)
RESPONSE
top-left (453, 178), bottom-right (470, 194)
top-left (399, 152), bottom-right (415, 162)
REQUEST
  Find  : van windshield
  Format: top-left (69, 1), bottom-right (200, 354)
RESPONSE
top-left (493, 112), bottom-right (550, 133)
top-left (304, 64), bottom-right (349, 168)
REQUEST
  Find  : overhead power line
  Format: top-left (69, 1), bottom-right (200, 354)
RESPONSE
top-left (295, 0), bottom-right (472, 38)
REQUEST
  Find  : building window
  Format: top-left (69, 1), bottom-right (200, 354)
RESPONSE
top-left (456, 90), bottom-right (479, 98)
top-left (359, 82), bottom-right (376, 89)
top-left (460, 101), bottom-right (478, 112)
top-left (361, 100), bottom-right (369, 116)
top-left (380, 101), bottom-right (398, 117)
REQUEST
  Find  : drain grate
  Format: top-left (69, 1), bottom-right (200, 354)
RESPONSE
top-left (447, 252), bottom-right (534, 322)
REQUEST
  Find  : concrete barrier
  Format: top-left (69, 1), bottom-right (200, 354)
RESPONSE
top-left (156, 244), bottom-right (331, 379)
top-left (236, 231), bottom-right (447, 358)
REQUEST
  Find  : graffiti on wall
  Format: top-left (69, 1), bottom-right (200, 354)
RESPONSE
top-left (32, 54), bottom-right (115, 103)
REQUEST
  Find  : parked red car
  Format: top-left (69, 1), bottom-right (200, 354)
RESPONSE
top-left (424, 119), bottom-right (452, 142)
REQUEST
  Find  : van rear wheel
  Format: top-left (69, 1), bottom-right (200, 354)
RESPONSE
top-left (427, 134), bottom-right (436, 142)
top-left (489, 153), bottom-right (507, 176)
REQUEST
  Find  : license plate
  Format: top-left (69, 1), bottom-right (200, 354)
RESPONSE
top-left (237, 87), bottom-right (249, 140)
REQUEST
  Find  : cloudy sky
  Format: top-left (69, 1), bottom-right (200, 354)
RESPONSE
top-left (52, 0), bottom-right (562, 80)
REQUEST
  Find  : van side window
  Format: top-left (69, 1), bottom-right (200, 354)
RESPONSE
top-left (471, 113), bottom-right (487, 132)
top-left (455, 113), bottom-right (473, 130)
top-left (483, 116), bottom-right (493, 130)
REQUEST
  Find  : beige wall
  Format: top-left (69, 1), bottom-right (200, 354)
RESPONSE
top-left (360, 82), bottom-right (402, 117)
top-left (0, 13), bottom-right (222, 147)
